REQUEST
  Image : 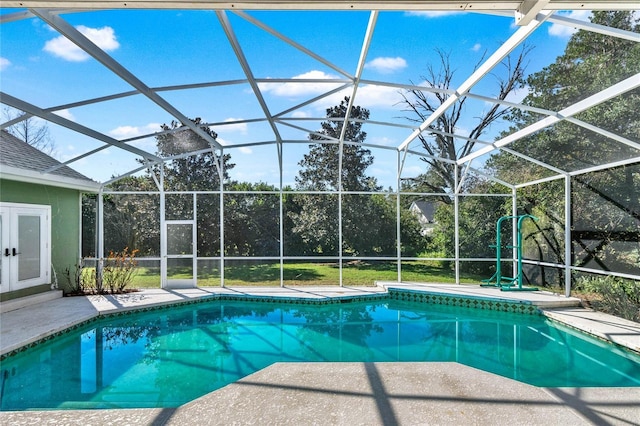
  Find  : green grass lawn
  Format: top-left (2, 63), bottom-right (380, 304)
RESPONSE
top-left (128, 260), bottom-right (483, 289)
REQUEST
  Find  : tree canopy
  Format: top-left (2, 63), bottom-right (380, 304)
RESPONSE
top-left (296, 97), bottom-right (378, 192)
top-left (289, 97), bottom-right (424, 256)
top-left (155, 118), bottom-right (235, 191)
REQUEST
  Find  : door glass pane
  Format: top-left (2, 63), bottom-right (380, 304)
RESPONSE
top-left (167, 224), bottom-right (193, 255)
top-left (18, 215), bottom-right (41, 281)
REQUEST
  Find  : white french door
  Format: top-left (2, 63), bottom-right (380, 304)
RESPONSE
top-left (0, 203), bottom-right (51, 293)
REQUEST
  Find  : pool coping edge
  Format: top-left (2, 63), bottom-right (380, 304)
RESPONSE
top-left (1, 285), bottom-right (639, 360)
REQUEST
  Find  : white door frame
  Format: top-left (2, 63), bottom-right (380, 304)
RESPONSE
top-left (0, 202), bottom-right (51, 293)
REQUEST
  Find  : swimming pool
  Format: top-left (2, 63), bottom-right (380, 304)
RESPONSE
top-left (1, 296), bottom-right (639, 410)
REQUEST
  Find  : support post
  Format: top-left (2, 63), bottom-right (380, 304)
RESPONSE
top-left (454, 164), bottom-right (460, 284)
top-left (219, 149), bottom-right (225, 287)
top-left (278, 143), bottom-right (284, 287)
top-left (396, 150), bottom-right (402, 282)
top-left (159, 166), bottom-right (166, 288)
top-left (564, 174), bottom-right (572, 297)
top-left (96, 186), bottom-right (104, 287)
top-left (512, 187), bottom-right (518, 278)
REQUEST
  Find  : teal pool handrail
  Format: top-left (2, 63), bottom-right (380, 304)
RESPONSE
top-left (481, 214), bottom-right (538, 291)
top-left (481, 215), bottom-right (518, 287)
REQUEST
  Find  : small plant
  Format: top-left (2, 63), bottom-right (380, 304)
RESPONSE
top-left (101, 247), bottom-right (139, 294)
top-left (575, 276), bottom-right (640, 323)
top-left (63, 261), bottom-right (95, 295)
top-left (63, 262), bottom-right (85, 295)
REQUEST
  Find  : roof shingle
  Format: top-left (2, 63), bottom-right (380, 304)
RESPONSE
top-left (0, 130), bottom-right (95, 183)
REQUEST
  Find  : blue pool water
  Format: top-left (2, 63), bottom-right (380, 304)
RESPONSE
top-left (1, 297), bottom-right (639, 410)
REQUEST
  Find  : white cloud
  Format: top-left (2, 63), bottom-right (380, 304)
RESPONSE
top-left (44, 25), bottom-right (119, 61)
top-left (260, 70), bottom-right (407, 112)
top-left (291, 111), bottom-right (311, 118)
top-left (238, 147), bottom-right (253, 154)
top-left (548, 10), bottom-right (591, 38)
top-left (108, 123), bottom-right (161, 139)
top-left (53, 109), bottom-right (75, 121)
top-left (109, 125), bottom-right (142, 138)
top-left (369, 136), bottom-right (397, 146)
top-left (0, 57), bottom-right (10, 71)
top-left (353, 84), bottom-right (405, 108)
top-left (309, 84), bottom-right (405, 112)
top-left (214, 118), bottom-right (248, 134)
top-left (471, 43), bottom-right (482, 52)
top-left (258, 70), bottom-right (342, 97)
top-left (364, 57), bottom-right (407, 74)
top-left (406, 11), bottom-right (459, 18)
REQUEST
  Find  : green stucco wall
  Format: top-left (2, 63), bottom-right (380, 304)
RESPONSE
top-left (0, 179), bottom-right (82, 299)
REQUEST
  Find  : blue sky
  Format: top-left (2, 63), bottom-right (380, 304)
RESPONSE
top-left (0, 8), bottom-right (587, 188)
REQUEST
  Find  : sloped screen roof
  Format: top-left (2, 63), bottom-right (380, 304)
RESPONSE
top-left (1, 2), bottom-right (638, 188)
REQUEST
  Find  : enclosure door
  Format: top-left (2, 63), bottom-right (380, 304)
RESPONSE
top-left (163, 221), bottom-right (196, 288)
top-left (0, 203), bottom-right (51, 293)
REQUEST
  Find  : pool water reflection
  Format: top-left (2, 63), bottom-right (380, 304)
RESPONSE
top-left (2, 298), bottom-right (639, 410)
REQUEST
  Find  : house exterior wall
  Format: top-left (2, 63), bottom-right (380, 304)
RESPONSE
top-left (0, 179), bottom-right (80, 300)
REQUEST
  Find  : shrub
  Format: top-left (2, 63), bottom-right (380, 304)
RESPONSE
top-left (63, 249), bottom-right (139, 295)
top-left (63, 263), bottom-right (83, 295)
top-left (101, 247), bottom-right (139, 293)
top-left (575, 276), bottom-right (640, 322)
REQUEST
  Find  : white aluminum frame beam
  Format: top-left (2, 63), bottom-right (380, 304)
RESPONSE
top-left (397, 9), bottom-right (552, 151)
top-left (5, 1), bottom-right (640, 10)
top-left (30, 8), bottom-right (223, 150)
top-left (467, 92), bottom-right (640, 152)
top-left (458, 72), bottom-right (640, 165)
top-left (217, 10), bottom-right (283, 144)
top-left (234, 10), bottom-right (354, 79)
top-left (0, 91), bottom-right (161, 163)
top-left (483, 10), bottom-right (640, 42)
top-left (336, 10), bottom-right (378, 285)
top-left (515, 0), bottom-right (549, 26)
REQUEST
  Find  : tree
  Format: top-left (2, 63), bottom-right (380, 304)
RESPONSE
top-left (104, 176), bottom-right (161, 257)
top-left (155, 117), bottom-right (234, 191)
top-left (94, 118), bottom-right (235, 258)
top-left (2, 107), bottom-right (56, 155)
top-left (290, 97), bottom-right (425, 256)
top-left (154, 118), bottom-right (235, 257)
top-left (291, 97), bottom-right (375, 256)
top-left (82, 175), bottom-right (161, 258)
top-left (488, 11), bottom-right (640, 286)
top-left (224, 181), bottom-right (280, 257)
top-left (400, 48), bottom-right (531, 201)
top-left (296, 97), bottom-right (377, 192)
top-left (494, 12), bottom-right (639, 171)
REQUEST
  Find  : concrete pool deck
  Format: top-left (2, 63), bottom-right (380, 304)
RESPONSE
top-left (1, 283), bottom-right (640, 425)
